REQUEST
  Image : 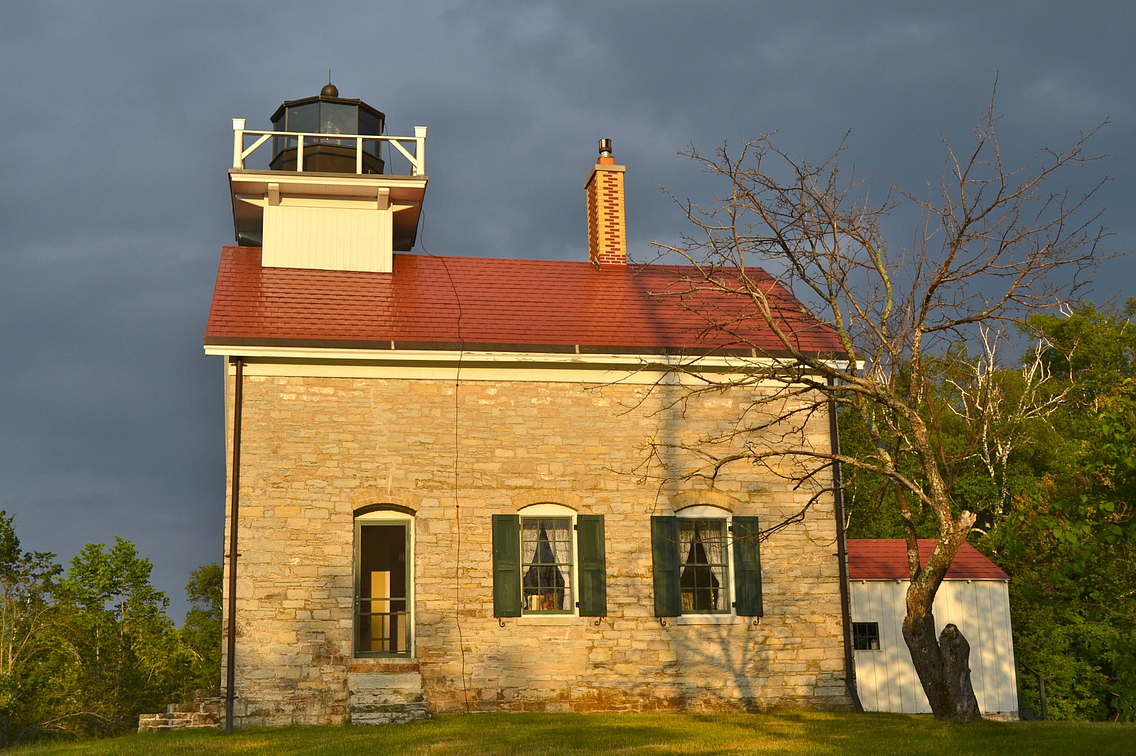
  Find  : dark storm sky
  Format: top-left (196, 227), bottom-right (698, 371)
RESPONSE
top-left (2, 1), bottom-right (1133, 620)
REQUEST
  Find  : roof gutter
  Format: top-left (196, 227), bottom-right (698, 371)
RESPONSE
top-left (828, 378), bottom-right (863, 712)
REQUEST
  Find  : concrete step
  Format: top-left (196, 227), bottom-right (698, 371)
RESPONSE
top-left (348, 668), bottom-right (429, 726)
top-left (350, 700), bottom-right (430, 726)
top-left (349, 689), bottom-right (427, 707)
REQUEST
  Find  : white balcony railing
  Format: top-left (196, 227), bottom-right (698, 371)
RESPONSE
top-left (231, 119), bottom-right (426, 176)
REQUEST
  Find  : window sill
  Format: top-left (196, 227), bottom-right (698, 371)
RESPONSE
top-left (516, 615), bottom-right (581, 625)
top-left (675, 614), bottom-right (741, 625)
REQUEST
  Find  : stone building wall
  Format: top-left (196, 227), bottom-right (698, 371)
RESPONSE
top-left (220, 371), bottom-right (851, 727)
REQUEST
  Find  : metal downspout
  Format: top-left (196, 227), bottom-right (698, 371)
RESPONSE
top-left (829, 382), bottom-right (864, 712)
top-left (225, 358), bottom-right (244, 734)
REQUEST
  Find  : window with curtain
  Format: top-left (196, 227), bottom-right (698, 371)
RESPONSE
top-left (492, 509), bottom-right (607, 619)
top-left (678, 518), bottom-right (730, 613)
top-left (651, 509), bottom-right (762, 619)
top-left (521, 517), bottom-right (573, 613)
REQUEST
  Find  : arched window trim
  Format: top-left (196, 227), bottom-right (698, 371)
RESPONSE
top-left (518, 502), bottom-right (576, 518)
top-left (356, 509), bottom-right (414, 523)
top-left (354, 502), bottom-right (416, 518)
top-left (675, 504), bottom-right (732, 520)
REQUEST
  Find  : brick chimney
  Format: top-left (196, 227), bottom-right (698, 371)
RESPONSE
top-left (585, 138), bottom-right (627, 267)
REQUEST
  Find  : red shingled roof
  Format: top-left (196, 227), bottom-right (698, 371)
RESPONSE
top-left (847, 539), bottom-right (1010, 581)
top-left (204, 247), bottom-right (844, 354)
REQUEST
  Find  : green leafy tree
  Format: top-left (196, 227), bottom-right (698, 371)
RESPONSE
top-left (55, 538), bottom-right (185, 736)
top-left (0, 525), bottom-right (221, 744)
top-left (1018, 380), bottom-right (1136, 720)
top-left (0, 512), bottom-right (66, 747)
top-left (843, 348), bottom-right (1071, 540)
top-left (177, 562), bottom-right (222, 698)
top-left (989, 304), bottom-right (1136, 721)
top-left (1029, 299), bottom-right (1136, 416)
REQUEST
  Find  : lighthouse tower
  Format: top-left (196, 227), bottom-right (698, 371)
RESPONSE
top-left (227, 83), bottom-right (427, 273)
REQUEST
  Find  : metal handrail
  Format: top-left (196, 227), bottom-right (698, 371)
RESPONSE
top-left (1017, 659), bottom-right (1048, 721)
top-left (231, 119), bottom-right (426, 176)
top-left (356, 608), bottom-right (410, 655)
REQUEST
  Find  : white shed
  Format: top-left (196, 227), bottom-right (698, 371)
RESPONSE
top-left (847, 539), bottom-right (1019, 719)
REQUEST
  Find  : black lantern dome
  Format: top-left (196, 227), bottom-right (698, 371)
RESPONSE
top-left (269, 85), bottom-right (386, 174)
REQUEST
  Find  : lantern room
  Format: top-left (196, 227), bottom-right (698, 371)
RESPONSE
top-left (227, 83), bottom-right (428, 274)
top-left (269, 83), bottom-right (387, 174)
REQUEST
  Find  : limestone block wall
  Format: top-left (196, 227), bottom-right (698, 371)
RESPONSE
top-left (220, 371), bottom-right (851, 727)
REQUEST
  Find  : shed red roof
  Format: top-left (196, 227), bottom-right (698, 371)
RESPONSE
top-left (846, 539), bottom-right (1010, 581)
top-left (204, 247), bottom-right (844, 354)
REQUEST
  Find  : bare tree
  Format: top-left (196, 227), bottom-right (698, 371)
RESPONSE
top-left (946, 325), bottom-right (1075, 531)
top-left (647, 100), bottom-right (1108, 720)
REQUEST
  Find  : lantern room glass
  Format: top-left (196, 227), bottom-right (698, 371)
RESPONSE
top-left (270, 97), bottom-right (386, 174)
top-left (359, 109), bottom-right (384, 158)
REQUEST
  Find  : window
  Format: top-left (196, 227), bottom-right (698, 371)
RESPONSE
top-left (492, 505), bottom-right (606, 618)
top-left (852, 622), bottom-right (880, 651)
top-left (521, 516), bottom-right (573, 613)
top-left (679, 518), bottom-right (730, 613)
top-left (651, 507), bottom-right (763, 619)
top-left (354, 511), bottom-right (413, 657)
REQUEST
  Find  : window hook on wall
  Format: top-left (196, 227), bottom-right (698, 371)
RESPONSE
top-left (498, 617), bottom-right (506, 628)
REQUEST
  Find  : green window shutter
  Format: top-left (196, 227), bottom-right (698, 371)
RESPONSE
top-left (651, 516), bottom-right (681, 617)
top-left (576, 514), bottom-right (607, 617)
top-left (492, 514), bottom-right (522, 617)
top-left (732, 516), bottom-right (763, 617)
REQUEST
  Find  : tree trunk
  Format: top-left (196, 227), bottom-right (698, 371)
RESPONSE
top-left (902, 581), bottom-right (950, 718)
top-left (902, 582), bottom-right (982, 721)
top-left (940, 624), bottom-right (981, 721)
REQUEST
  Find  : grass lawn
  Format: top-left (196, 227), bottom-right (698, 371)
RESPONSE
top-left (10, 712), bottom-right (1134, 756)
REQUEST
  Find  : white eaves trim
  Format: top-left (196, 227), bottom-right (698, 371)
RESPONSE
top-left (206, 345), bottom-right (848, 385)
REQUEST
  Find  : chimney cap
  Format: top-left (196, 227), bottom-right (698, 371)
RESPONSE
top-left (598, 138), bottom-right (613, 158)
